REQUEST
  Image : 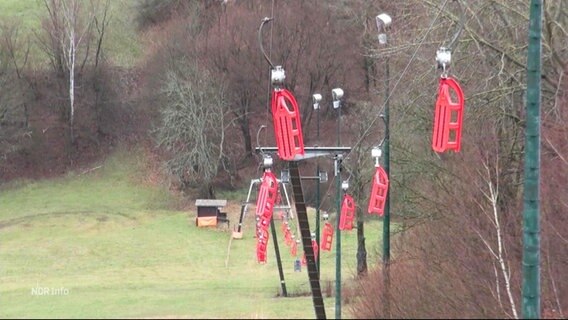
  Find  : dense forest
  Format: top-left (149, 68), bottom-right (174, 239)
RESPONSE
top-left (1, 0), bottom-right (566, 318)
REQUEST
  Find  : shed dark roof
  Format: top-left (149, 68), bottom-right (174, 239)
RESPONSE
top-left (195, 199), bottom-right (227, 207)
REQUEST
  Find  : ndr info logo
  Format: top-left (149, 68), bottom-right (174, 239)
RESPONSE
top-left (30, 284), bottom-right (70, 296)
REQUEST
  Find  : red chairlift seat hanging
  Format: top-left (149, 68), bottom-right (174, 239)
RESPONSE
top-left (301, 239), bottom-right (319, 267)
top-left (281, 220), bottom-right (288, 234)
top-left (259, 18), bottom-right (305, 161)
top-left (257, 216), bottom-right (270, 232)
top-left (257, 243), bottom-right (267, 264)
top-left (320, 221), bottom-right (334, 251)
top-left (367, 166), bottom-right (389, 216)
top-left (339, 194), bottom-right (355, 231)
top-left (284, 228), bottom-right (292, 246)
top-left (312, 238), bottom-right (319, 261)
top-left (432, 76), bottom-right (465, 153)
top-left (271, 89), bottom-right (305, 161)
top-left (255, 170), bottom-right (279, 230)
top-left (256, 228), bottom-right (270, 264)
top-left (290, 239), bottom-right (298, 257)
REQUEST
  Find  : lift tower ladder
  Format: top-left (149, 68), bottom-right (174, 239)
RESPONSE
top-left (289, 161), bottom-right (325, 319)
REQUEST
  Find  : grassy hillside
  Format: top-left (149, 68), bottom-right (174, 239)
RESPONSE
top-left (0, 0), bottom-right (142, 67)
top-left (0, 148), bottom-right (384, 318)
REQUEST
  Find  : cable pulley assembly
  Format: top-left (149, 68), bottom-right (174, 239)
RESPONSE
top-left (432, 0), bottom-right (466, 153)
top-left (259, 18), bottom-right (305, 161)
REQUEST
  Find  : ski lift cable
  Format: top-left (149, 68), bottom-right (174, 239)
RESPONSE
top-left (443, 0), bottom-right (464, 52)
top-left (436, 0), bottom-right (464, 78)
top-left (319, 174), bottom-right (337, 212)
top-left (259, 17), bottom-right (276, 69)
top-left (346, 0), bottom-right (451, 158)
top-left (261, 0), bottom-right (276, 149)
top-left (255, 125), bottom-right (268, 171)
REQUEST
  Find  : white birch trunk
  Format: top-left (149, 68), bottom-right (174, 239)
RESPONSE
top-left (68, 30), bottom-right (75, 143)
top-left (476, 162), bottom-right (519, 319)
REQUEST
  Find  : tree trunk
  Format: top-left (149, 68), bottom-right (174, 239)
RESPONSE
top-left (68, 19), bottom-right (76, 146)
top-left (69, 58), bottom-right (75, 145)
top-left (239, 114), bottom-right (252, 158)
top-left (357, 209), bottom-right (368, 276)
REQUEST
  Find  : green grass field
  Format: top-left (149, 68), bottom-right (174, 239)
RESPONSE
top-left (0, 149), bottom-right (384, 318)
top-left (0, 0), bottom-right (142, 67)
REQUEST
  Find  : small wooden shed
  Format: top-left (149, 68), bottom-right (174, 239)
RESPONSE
top-left (195, 199), bottom-right (228, 227)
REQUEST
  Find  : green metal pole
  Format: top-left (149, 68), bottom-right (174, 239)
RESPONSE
top-left (383, 57), bottom-right (391, 265)
top-left (335, 103), bottom-right (342, 320)
top-left (382, 55), bottom-right (391, 319)
top-left (270, 216), bottom-right (288, 297)
top-left (522, 0), bottom-right (542, 318)
top-left (316, 107), bottom-right (321, 276)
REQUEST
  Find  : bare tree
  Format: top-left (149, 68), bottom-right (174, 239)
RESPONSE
top-left (0, 21), bottom-right (31, 160)
top-left (60, 0), bottom-right (91, 144)
top-left (38, 0), bottom-right (109, 145)
top-left (156, 60), bottom-right (229, 198)
top-left (474, 157), bottom-right (518, 318)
